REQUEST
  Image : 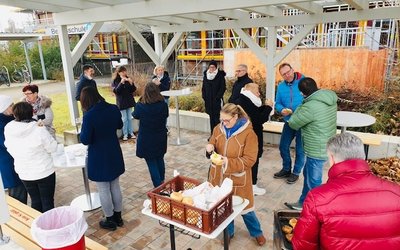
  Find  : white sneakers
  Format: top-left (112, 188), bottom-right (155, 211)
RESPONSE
top-left (253, 184), bottom-right (266, 196)
top-left (122, 136), bottom-right (128, 141)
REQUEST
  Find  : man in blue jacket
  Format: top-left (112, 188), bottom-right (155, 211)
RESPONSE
top-left (0, 95), bottom-right (27, 204)
top-left (75, 64), bottom-right (97, 101)
top-left (274, 63), bottom-right (305, 184)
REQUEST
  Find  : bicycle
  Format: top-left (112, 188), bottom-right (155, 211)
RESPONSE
top-left (0, 66), bottom-right (11, 87)
top-left (11, 64), bottom-right (31, 84)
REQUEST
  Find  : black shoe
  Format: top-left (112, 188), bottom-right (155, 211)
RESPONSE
top-left (273, 169), bottom-right (291, 179)
top-left (99, 217), bottom-right (117, 231)
top-left (286, 174), bottom-right (299, 184)
top-left (112, 211), bottom-right (124, 227)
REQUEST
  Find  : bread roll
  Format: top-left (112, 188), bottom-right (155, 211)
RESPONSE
top-left (289, 218), bottom-right (297, 228)
top-left (182, 196), bottom-right (194, 206)
top-left (285, 233), bottom-right (293, 242)
top-left (282, 225), bottom-right (293, 234)
top-left (211, 152), bottom-right (224, 165)
top-left (170, 191), bottom-right (183, 202)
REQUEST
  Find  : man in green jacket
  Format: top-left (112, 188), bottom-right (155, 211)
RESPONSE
top-left (284, 77), bottom-right (337, 210)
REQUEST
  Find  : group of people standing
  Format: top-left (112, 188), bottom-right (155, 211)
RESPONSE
top-left (202, 59), bottom-right (342, 246)
top-left (203, 60), bottom-right (400, 249)
top-left (73, 64), bottom-right (170, 230)
top-left (0, 83), bottom-right (58, 213)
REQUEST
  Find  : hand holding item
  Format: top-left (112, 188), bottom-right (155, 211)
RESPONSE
top-left (211, 152), bottom-right (224, 166)
top-left (265, 99), bottom-right (274, 107)
top-left (206, 143), bottom-right (214, 153)
top-left (281, 108), bottom-right (293, 116)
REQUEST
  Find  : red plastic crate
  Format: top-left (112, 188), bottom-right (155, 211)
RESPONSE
top-left (147, 175), bottom-right (233, 234)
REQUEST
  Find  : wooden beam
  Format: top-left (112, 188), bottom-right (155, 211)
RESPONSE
top-left (287, 2), bottom-right (322, 14)
top-left (123, 21), bottom-right (160, 64)
top-left (71, 22), bottom-right (103, 66)
top-left (273, 24), bottom-right (316, 65)
top-left (342, 0), bottom-right (368, 10)
top-left (152, 7), bottom-right (400, 33)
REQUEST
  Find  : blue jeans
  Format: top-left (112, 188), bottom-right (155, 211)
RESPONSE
top-left (121, 108), bottom-right (133, 137)
top-left (299, 157), bottom-right (325, 204)
top-left (227, 211), bottom-right (263, 238)
top-left (145, 157), bottom-right (165, 188)
top-left (279, 122), bottom-right (305, 175)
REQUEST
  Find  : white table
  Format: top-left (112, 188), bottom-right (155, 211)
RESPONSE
top-left (337, 111), bottom-right (376, 133)
top-left (161, 89), bottom-right (192, 146)
top-left (142, 199), bottom-right (249, 250)
top-left (53, 144), bottom-right (101, 211)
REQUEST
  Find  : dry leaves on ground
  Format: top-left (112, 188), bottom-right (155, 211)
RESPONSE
top-left (368, 157), bottom-right (400, 184)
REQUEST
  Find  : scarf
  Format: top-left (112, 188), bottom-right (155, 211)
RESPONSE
top-left (31, 97), bottom-right (41, 115)
top-left (224, 118), bottom-right (248, 139)
top-left (206, 69), bottom-right (218, 80)
top-left (240, 88), bottom-right (262, 107)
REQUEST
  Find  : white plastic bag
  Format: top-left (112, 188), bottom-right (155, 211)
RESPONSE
top-left (31, 206), bottom-right (88, 249)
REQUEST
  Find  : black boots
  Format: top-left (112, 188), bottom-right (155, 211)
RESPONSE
top-left (99, 217), bottom-right (117, 231)
top-left (112, 211), bottom-right (124, 227)
top-left (99, 211), bottom-right (123, 231)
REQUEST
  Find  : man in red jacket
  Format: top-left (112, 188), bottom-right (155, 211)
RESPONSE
top-left (292, 133), bottom-right (400, 250)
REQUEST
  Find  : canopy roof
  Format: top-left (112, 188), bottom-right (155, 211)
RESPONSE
top-left (0, 0), bottom-right (399, 125)
top-left (0, 0), bottom-right (399, 33)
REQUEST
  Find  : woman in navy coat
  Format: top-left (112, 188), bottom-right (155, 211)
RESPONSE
top-left (0, 95), bottom-right (27, 204)
top-left (80, 87), bottom-right (125, 231)
top-left (133, 82), bottom-right (168, 188)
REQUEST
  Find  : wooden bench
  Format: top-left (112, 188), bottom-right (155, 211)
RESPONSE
top-left (3, 196), bottom-right (107, 250)
top-left (262, 121), bottom-right (383, 158)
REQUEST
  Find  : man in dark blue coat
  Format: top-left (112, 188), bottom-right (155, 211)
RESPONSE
top-left (75, 64), bottom-right (97, 101)
top-left (0, 95), bottom-right (27, 204)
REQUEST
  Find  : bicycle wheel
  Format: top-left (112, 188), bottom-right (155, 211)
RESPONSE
top-left (23, 71), bottom-right (31, 84)
top-left (12, 72), bottom-right (23, 83)
top-left (0, 67), bottom-right (10, 86)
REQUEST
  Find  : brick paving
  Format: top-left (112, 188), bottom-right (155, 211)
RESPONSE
top-left (54, 128), bottom-right (329, 250)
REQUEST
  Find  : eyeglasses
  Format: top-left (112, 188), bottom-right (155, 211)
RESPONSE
top-left (220, 116), bottom-right (234, 123)
top-left (281, 68), bottom-right (293, 77)
top-left (235, 69), bottom-right (245, 73)
top-left (24, 92), bottom-right (34, 96)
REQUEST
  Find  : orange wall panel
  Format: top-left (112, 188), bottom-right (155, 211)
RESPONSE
top-left (224, 48), bottom-right (388, 92)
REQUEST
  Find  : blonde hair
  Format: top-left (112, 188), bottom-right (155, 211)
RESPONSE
top-left (153, 65), bottom-right (165, 76)
top-left (221, 103), bottom-right (248, 120)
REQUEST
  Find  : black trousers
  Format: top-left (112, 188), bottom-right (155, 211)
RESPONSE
top-left (208, 111), bottom-right (221, 135)
top-left (252, 157), bottom-right (260, 185)
top-left (22, 172), bottom-right (56, 213)
top-left (8, 183), bottom-right (28, 204)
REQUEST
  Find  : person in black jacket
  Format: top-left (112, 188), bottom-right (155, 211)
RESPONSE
top-left (202, 60), bottom-right (226, 135)
top-left (75, 64), bottom-right (97, 101)
top-left (152, 65), bottom-right (171, 105)
top-left (228, 64), bottom-right (252, 103)
top-left (234, 83), bottom-right (274, 196)
top-left (111, 66), bottom-right (137, 141)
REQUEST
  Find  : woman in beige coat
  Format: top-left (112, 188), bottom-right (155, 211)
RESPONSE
top-left (206, 103), bottom-right (266, 246)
